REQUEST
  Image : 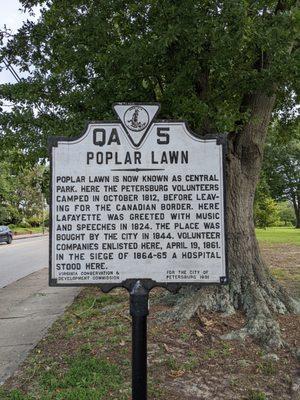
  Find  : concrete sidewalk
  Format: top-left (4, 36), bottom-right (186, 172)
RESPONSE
top-left (0, 268), bottom-right (80, 384)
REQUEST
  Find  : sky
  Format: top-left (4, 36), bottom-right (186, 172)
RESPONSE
top-left (0, 0), bottom-right (40, 84)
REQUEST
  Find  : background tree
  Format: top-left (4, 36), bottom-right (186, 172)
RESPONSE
top-left (277, 201), bottom-right (296, 226)
top-left (0, 162), bottom-right (46, 226)
top-left (263, 121), bottom-right (300, 228)
top-left (0, 0), bottom-right (299, 346)
top-left (0, 162), bottom-right (22, 225)
top-left (254, 175), bottom-right (280, 228)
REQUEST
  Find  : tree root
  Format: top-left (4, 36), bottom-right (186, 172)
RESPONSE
top-left (221, 315), bottom-right (283, 348)
top-left (157, 281), bottom-right (299, 349)
top-left (158, 285), bottom-right (235, 324)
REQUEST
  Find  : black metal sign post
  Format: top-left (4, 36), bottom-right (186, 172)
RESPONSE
top-left (49, 103), bottom-right (228, 400)
top-left (130, 281), bottom-right (149, 400)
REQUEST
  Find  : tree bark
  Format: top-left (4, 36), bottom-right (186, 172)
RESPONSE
top-left (223, 91), bottom-right (297, 345)
top-left (292, 194), bottom-right (300, 229)
top-left (160, 91), bottom-right (298, 347)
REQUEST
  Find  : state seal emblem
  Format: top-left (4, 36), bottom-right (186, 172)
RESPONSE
top-left (124, 106), bottom-right (149, 132)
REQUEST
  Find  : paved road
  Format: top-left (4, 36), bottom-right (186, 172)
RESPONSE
top-left (0, 236), bottom-right (48, 288)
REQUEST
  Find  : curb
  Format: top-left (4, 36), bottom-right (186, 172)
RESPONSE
top-left (13, 233), bottom-right (49, 241)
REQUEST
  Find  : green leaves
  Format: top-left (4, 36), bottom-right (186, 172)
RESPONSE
top-left (0, 0), bottom-right (299, 161)
top-left (0, 161), bottom-right (47, 225)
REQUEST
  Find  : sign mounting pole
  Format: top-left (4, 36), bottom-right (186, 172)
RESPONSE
top-left (130, 281), bottom-right (149, 400)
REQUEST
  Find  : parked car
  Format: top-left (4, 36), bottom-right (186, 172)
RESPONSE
top-left (0, 226), bottom-right (13, 244)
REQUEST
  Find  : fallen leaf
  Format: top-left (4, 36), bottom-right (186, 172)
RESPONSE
top-left (168, 369), bottom-right (185, 378)
top-left (204, 319), bottom-right (214, 327)
top-left (197, 314), bottom-right (214, 328)
top-left (195, 330), bottom-right (203, 338)
top-left (163, 343), bottom-right (173, 352)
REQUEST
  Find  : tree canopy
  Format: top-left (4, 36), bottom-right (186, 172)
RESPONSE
top-left (0, 0), bottom-right (299, 162)
top-left (262, 121), bottom-right (300, 227)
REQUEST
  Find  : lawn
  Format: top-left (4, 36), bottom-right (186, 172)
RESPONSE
top-left (0, 288), bottom-right (299, 400)
top-left (255, 227), bottom-right (300, 245)
top-left (8, 226), bottom-right (47, 235)
top-left (257, 228), bottom-right (300, 298)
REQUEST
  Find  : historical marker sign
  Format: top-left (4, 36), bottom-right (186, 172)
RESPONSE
top-left (49, 103), bottom-right (227, 288)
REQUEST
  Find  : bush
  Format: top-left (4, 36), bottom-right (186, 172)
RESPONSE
top-left (277, 201), bottom-right (296, 227)
top-left (254, 197), bottom-right (279, 229)
top-left (0, 206), bottom-right (10, 225)
top-left (19, 221), bottom-right (31, 228)
top-left (27, 216), bottom-right (43, 227)
top-left (254, 175), bottom-right (280, 229)
top-left (3, 205), bottom-right (23, 225)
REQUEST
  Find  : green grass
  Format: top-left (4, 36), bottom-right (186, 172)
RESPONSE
top-left (0, 356), bottom-right (126, 400)
top-left (246, 390), bottom-right (267, 400)
top-left (255, 227), bottom-right (300, 245)
top-left (9, 226), bottom-right (47, 235)
top-left (0, 289), bottom-right (131, 400)
top-left (257, 360), bottom-right (276, 376)
top-left (271, 268), bottom-right (300, 282)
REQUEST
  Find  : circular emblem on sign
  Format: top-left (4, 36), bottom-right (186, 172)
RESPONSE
top-left (124, 106), bottom-right (149, 132)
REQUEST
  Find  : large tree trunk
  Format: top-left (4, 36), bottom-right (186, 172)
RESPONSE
top-left (292, 195), bottom-right (300, 229)
top-left (161, 92), bottom-right (298, 347)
